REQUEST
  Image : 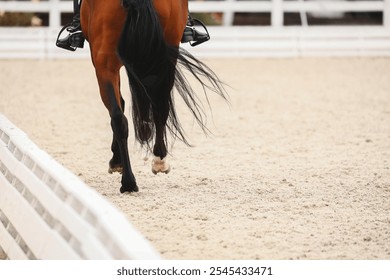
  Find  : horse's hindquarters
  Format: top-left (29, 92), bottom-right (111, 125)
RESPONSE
top-left (153, 0), bottom-right (188, 46)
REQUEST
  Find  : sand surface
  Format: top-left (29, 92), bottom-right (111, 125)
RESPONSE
top-left (0, 57), bottom-right (389, 259)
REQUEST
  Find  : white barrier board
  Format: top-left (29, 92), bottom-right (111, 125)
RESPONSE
top-left (1, 26), bottom-right (390, 59)
top-left (0, 114), bottom-right (161, 260)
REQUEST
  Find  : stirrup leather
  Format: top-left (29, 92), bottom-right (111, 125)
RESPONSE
top-left (181, 16), bottom-right (210, 47)
top-left (56, 23), bottom-right (84, 52)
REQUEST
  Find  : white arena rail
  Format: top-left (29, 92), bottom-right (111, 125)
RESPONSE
top-left (187, 25), bottom-right (390, 57)
top-left (1, 25), bottom-right (390, 59)
top-left (0, 114), bottom-right (161, 260)
top-left (0, 0), bottom-right (390, 57)
top-left (189, 0), bottom-right (390, 27)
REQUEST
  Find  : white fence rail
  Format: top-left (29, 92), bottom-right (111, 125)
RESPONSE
top-left (0, 114), bottom-right (161, 260)
top-left (0, 0), bottom-right (390, 58)
top-left (189, 25), bottom-right (390, 57)
top-left (1, 0), bottom-right (390, 28)
top-left (190, 0), bottom-right (390, 27)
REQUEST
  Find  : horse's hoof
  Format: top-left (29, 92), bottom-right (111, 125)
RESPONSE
top-left (120, 184), bottom-right (139, 193)
top-left (151, 156), bottom-right (171, 175)
top-left (108, 165), bottom-right (123, 174)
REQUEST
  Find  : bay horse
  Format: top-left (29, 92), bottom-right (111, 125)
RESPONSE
top-left (80, 0), bottom-right (225, 193)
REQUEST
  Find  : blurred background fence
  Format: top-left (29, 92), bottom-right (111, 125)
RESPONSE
top-left (0, 0), bottom-right (390, 58)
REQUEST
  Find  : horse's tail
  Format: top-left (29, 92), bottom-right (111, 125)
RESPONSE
top-left (117, 0), bottom-right (226, 148)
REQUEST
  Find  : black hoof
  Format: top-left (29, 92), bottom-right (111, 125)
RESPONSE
top-left (120, 184), bottom-right (139, 193)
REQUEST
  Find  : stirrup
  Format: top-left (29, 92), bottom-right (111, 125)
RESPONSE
top-left (56, 23), bottom-right (84, 51)
top-left (181, 17), bottom-right (210, 47)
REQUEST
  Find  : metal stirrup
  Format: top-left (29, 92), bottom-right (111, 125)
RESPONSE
top-left (181, 14), bottom-right (210, 47)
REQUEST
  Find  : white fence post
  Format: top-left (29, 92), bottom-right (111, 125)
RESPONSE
top-left (298, 0), bottom-right (308, 26)
top-left (271, 0), bottom-right (283, 27)
top-left (223, 0), bottom-right (235, 26)
top-left (49, 0), bottom-right (61, 29)
top-left (384, 0), bottom-right (390, 27)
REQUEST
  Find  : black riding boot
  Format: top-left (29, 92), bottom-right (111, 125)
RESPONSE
top-left (181, 14), bottom-right (210, 47)
top-left (56, 0), bottom-right (85, 51)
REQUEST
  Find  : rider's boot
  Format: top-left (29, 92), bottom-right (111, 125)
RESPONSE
top-left (56, 0), bottom-right (85, 51)
top-left (181, 15), bottom-right (210, 47)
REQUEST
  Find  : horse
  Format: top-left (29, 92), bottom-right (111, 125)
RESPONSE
top-left (80, 0), bottom-right (226, 193)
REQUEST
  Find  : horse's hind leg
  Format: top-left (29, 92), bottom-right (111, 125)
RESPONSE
top-left (151, 104), bottom-right (170, 175)
top-left (95, 60), bottom-right (138, 192)
top-left (151, 62), bottom-right (176, 175)
top-left (108, 95), bottom-right (125, 174)
top-left (106, 83), bottom-right (138, 193)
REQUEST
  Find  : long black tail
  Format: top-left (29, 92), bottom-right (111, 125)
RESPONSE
top-left (117, 0), bottom-right (226, 148)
